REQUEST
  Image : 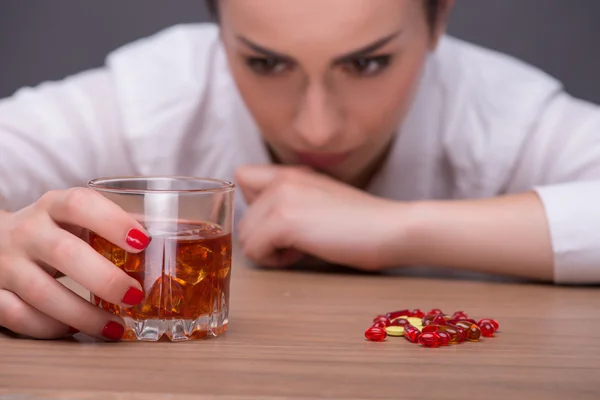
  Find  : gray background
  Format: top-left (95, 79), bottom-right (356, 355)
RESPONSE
top-left (1, 0), bottom-right (599, 103)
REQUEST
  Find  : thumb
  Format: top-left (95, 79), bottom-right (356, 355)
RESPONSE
top-left (235, 165), bottom-right (280, 204)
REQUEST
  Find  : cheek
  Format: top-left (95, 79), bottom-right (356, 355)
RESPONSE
top-left (338, 55), bottom-right (428, 143)
top-left (227, 58), bottom-right (301, 140)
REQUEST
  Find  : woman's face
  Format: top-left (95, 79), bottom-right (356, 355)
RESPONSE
top-left (219, 0), bottom-right (447, 184)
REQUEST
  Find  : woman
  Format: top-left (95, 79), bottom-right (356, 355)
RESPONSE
top-left (0, 0), bottom-right (599, 341)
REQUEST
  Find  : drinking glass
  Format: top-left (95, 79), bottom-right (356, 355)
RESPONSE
top-left (86, 176), bottom-right (234, 341)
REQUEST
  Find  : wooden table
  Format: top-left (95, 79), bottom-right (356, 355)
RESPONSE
top-left (1, 251), bottom-right (599, 400)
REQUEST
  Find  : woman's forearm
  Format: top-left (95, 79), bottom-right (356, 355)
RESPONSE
top-left (387, 191), bottom-right (555, 282)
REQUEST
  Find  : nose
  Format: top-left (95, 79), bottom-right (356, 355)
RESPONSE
top-left (293, 82), bottom-right (343, 149)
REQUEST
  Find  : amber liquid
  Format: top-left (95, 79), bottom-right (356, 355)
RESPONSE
top-left (88, 222), bottom-right (231, 341)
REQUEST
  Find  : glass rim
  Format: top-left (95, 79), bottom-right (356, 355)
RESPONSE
top-left (87, 175), bottom-right (235, 194)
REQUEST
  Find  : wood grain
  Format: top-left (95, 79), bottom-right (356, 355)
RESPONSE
top-left (1, 249), bottom-right (599, 400)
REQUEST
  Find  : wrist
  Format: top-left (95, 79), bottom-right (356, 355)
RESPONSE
top-left (377, 193), bottom-right (555, 281)
top-left (375, 199), bottom-right (432, 269)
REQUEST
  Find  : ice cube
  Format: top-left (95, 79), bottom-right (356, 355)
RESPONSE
top-left (148, 275), bottom-right (186, 314)
top-left (123, 254), bottom-right (143, 273)
top-left (174, 243), bottom-right (213, 285)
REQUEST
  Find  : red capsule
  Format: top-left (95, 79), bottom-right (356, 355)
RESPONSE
top-left (422, 324), bottom-right (440, 333)
top-left (365, 327), bottom-right (387, 342)
top-left (372, 315), bottom-right (391, 326)
top-left (418, 332), bottom-right (440, 348)
top-left (426, 308), bottom-right (444, 316)
top-left (451, 311), bottom-right (469, 320)
top-left (432, 315), bottom-right (447, 325)
top-left (465, 324), bottom-right (482, 342)
top-left (438, 325), bottom-right (461, 344)
top-left (453, 320), bottom-right (473, 331)
top-left (479, 321), bottom-right (496, 337)
top-left (447, 318), bottom-right (477, 326)
top-left (403, 324), bottom-right (421, 343)
top-left (454, 325), bottom-right (467, 342)
top-left (478, 318), bottom-right (499, 331)
top-left (385, 309), bottom-right (410, 320)
top-left (411, 309), bottom-right (425, 318)
top-left (389, 318), bottom-right (410, 327)
top-left (421, 314), bottom-right (437, 326)
top-left (436, 331), bottom-right (451, 346)
top-left (371, 321), bottom-right (387, 329)
top-left (429, 325), bottom-right (460, 345)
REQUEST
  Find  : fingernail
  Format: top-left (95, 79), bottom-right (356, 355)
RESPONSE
top-left (68, 326), bottom-right (80, 335)
top-left (126, 228), bottom-right (149, 250)
top-left (102, 321), bottom-right (125, 341)
top-left (121, 287), bottom-right (144, 305)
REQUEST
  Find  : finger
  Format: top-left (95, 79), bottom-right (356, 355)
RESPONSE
top-left (274, 249), bottom-right (305, 267)
top-left (0, 289), bottom-right (74, 339)
top-left (241, 215), bottom-right (296, 267)
top-left (247, 250), bottom-right (304, 268)
top-left (43, 187), bottom-right (150, 253)
top-left (26, 220), bottom-right (144, 308)
top-left (8, 260), bottom-right (126, 341)
top-left (238, 176), bottom-right (300, 266)
top-left (244, 237), bottom-right (302, 268)
top-left (235, 165), bottom-right (312, 204)
top-left (237, 193), bottom-right (269, 247)
top-left (237, 167), bottom-right (299, 241)
top-left (235, 165), bottom-right (279, 205)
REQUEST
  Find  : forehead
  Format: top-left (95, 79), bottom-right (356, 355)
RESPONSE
top-left (219, 0), bottom-right (418, 52)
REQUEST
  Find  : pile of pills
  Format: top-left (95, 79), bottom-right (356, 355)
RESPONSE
top-left (364, 308), bottom-right (499, 347)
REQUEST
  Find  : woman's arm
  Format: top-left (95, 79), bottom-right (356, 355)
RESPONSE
top-left (233, 163), bottom-right (558, 280)
top-left (234, 90), bottom-right (600, 284)
top-left (393, 192), bottom-right (554, 282)
top-left (396, 92), bottom-right (600, 284)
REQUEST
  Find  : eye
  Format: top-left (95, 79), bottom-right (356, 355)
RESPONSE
top-left (246, 57), bottom-right (293, 76)
top-left (343, 55), bottom-right (392, 77)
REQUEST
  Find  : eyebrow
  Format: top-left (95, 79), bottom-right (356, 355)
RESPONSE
top-left (236, 30), bottom-right (402, 65)
top-left (332, 31), bottom-right (402, 64)
top-left (237, 36), bottom-right (293, 62)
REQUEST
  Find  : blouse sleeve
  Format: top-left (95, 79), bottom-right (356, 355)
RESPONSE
top-left (507, 92), bottom-right (600, 284)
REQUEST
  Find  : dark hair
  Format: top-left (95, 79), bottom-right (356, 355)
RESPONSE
top-left (205, 0), bottom-right (442, 32)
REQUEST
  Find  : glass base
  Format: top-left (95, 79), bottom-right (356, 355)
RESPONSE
top-left (121, 316), bottom-right (228, 342)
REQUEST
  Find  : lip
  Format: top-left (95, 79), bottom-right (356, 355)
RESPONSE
top-left (294, 151), bottom-right (351, 169)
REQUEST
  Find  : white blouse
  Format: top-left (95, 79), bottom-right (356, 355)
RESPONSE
top-left (1, 24), bottom-right (599, 284)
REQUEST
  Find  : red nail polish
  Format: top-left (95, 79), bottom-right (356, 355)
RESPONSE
top-left (68, 326), bottom-right (80, 335)
top-left (122, 287), bottom-right (144, 305)
top-left (102, 321), bottom-right (125, 341)
top-left (126, 228), bottom-right (149, 250)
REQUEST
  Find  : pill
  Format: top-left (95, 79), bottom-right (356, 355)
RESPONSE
top-left (479, 321), bottom-right (496, 337)
top-left (478, 318), bottom-right (499, 331)
top-left (385, 326), bottom-right (405, 337)
top-left (418, 332), bottom-right (440, 348)
top-left (365, 327), bottom-right (387, 342)
top-left (389, 318), bottom-right (409, 327)
top-left (386, 309), bottom-right (410, 320)
top-left (372, 315), bottom-right (391, 326)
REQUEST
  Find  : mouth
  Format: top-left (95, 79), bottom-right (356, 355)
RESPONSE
top-left (293, 151), bottom-right (351, 169)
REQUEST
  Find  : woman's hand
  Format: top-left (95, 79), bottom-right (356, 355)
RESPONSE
top-left (235, 165), bottom-right (556, 282)
top-left (0, 187), bottom-right (149, 340)
top-left (235, 165), bottom-right (404, 269)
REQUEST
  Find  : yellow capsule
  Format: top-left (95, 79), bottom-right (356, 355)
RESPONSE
top-left (385, 326), bottom-right (405, 337)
